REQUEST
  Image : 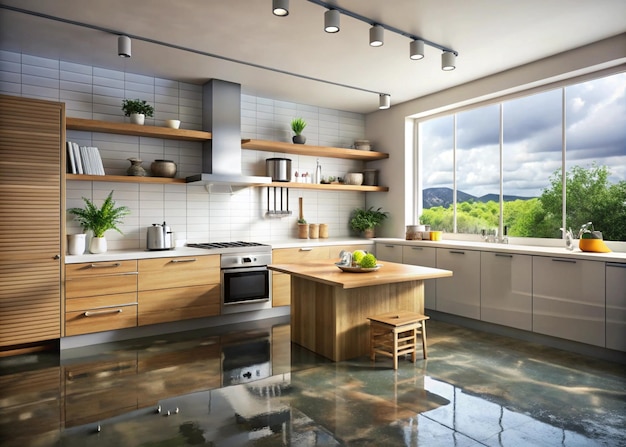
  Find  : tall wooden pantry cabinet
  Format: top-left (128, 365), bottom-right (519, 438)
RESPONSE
top-left (0, 94), bottom-right (64, 351)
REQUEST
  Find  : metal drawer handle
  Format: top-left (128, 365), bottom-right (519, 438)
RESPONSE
top-left (552, 258), bottom-right (576, 263)
top-left (84, 308), bottom-right (123, 317)
top-left (607, 262), bottom-right (626, 268)
top-left (385, 245), bottom-right (395, 248)
top-left (170, 258), bottom-right (197, 263)
top-left (411, 247), bottom-right (424, 250)
top-left (299, 248), bottom-right (312, 251)
top-left (89, 262), bottom-right (121, 268)
top-left (449, 250), bottom-right (465, 255)
top-left (495, 253), bottom-right (513, 258)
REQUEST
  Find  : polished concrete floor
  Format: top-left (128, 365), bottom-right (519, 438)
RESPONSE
top-left (0, 316), bottom-right (624, 446)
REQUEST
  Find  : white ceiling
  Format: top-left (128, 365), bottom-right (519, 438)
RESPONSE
top-left (1, 0), bottom-right (625, 113)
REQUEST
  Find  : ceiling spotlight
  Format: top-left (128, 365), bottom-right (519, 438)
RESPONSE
top-left (324, 9), bottom-right (340, 33)
top-left (273, 0), bottom-right (289, 16)
top-left (369, 24), bottom-right (384, 47)
top-left (410, 39), bottom-right (424, 60)
top-left (379, 94), bottom-right (390, 110)
top-left (442, 51), bottom-right (456, 71)
top-left (118, 35), bottom-right (131, 58)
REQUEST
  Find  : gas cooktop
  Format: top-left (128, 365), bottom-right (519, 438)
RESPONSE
top-left (187, 241), bottom-right (271, 252)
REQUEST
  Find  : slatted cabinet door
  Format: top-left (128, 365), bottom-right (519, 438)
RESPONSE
top-left (0, 95), bottom-right (64, 348)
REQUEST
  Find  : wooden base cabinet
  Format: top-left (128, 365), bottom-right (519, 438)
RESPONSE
top-left (480, 252), bottom-right (532, 331)
top-left (436, 248), bottom-right (481, 319)
top-left (138, 255), bottom-right (220, 325)
top-left (606, 262), bottom-right (626, 351)
top-left (533, 256), bottom-right (605, 347)
top-left (64, 261), bottom-right (138, 336)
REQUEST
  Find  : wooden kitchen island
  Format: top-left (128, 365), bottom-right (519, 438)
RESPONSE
top-left (268, 260), bottom-right (453, 362)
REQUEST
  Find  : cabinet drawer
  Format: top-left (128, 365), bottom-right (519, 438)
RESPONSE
top-left (66, 260), bottom-right (138, 277)
top-left (66, 292), bottom-right (138, 312)
top-left (65, 273), bottom-right (137, 298)
top-left (272, 246), bottom-right (330, 263)
top-left (65, 304), bottom-right (137, 336)
top-left (138, 284), bottom-right (220, 326)
top-left (138, 255), bottom-right (219, 291)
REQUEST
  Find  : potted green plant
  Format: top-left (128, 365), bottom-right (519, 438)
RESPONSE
top-left (122, 98), bottom-right (155, 125)
top-left (291, 117), bottom-right (307, 144)
top-left (68, 191), bottom-right (130, 254)
top-left (349, 206), bottom-right (389, 238)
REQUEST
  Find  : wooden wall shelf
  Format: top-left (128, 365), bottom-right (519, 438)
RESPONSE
top-left (66, 174), bottom-right (186, 184)
top-left (266, 182), bottom-right (388, 192)
top-left (241, 139), bottom-right (389, 161)
top-left (66, 118), bottom-right (212, 141)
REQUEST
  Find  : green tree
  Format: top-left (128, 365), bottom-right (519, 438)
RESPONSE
top-left (538, 164), bottom-right (626, 240)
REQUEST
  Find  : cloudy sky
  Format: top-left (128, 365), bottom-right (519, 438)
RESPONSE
top-left (421, 71), bottom-right (626, 199)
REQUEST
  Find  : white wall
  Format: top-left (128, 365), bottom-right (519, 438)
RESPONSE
top-left (0, 50), bottom-right (371, 249)
top-left (365, 34), bottom-right (626, 239)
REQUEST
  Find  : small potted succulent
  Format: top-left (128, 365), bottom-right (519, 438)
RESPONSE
top-left (349, 206), bottom-right (389, 238)
top-left (291, 117), bottom-right (307, 144)
top-left (67, 191), bottom-right (130, 254)
top-left (122, 98), bottom-right (155, 125)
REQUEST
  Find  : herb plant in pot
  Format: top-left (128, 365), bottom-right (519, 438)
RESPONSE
top-left (349, 206), bottom-right (389, 238)
top-left (67, 191), bottom-right (130, 254)
top-left (122, 98), bottom-right (155, 125)
top-left (291, 117), bottom-right (307, 144)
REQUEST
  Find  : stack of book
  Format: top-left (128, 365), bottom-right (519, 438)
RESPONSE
top-left (66, 141), bottom-right (105, 175)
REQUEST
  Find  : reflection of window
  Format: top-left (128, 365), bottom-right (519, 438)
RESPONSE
top-left (418, 71), bottom-right (626, 241)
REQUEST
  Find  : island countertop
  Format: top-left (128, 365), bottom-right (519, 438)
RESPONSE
top-left (268, 260), bottom-right (452, 289)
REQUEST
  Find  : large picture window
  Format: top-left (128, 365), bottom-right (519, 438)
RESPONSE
top-left (419, 71), bottom-right (626, 241)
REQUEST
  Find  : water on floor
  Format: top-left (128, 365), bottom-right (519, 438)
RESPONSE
top-left (0, 317), bottom-right (624, 446)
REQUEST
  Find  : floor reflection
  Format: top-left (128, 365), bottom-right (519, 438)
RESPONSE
top-left (0, 317), bottom-right (624, 446)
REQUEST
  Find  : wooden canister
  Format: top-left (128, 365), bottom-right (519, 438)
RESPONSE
top-left (298, 223), bottom-right (309, 239)
top-left (319, 223), bottom-right (328, 238)
top-left (309, 223), bottom-right (319, 239)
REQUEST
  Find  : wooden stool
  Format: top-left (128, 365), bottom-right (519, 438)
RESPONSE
top-left (367, 311), bottom-right (430, 370)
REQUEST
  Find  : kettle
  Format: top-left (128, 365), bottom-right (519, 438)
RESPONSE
top-left (147, 222), bottom-right (174, 250)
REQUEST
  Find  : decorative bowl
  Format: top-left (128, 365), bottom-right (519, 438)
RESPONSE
top-left (165, 119), bottom-right (181, 129)
top-left (151, 159), bottom-right (177, 178)
top-left (335, 262), bottom-right (382, 273)
top-left (344, 172), bottom-right (363, 185)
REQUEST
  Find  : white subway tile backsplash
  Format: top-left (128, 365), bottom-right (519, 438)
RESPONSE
top-left (3, 50), bottom-right (368, 246)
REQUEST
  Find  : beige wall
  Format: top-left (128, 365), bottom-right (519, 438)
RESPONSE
top-left (365, 33), bottom-right (626, 238)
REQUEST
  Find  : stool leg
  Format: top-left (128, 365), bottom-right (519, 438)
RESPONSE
top-left (411, 327), bottom-right (417, 363)
top-left (421, 320), bottom-right (428, 359)
top-left (393, 329), bottom-right (399, 370)
top-left (370, 324), bottom-right (375, 362)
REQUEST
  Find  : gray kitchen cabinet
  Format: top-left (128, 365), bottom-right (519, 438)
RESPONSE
top-left (606, 262), bottom-right (626, 351)
top-left (403, 246), bottom-right (437, 310)
top-left (436, 248), bottom-right (481, 319)
top-left (375, 243), bottom-right (403, 263)
top-left (533, 256), bottom-right (605, 347)
top-left (480, 251), bottom-right (532, 331)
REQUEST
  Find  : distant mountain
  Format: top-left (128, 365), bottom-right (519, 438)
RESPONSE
top-left (423, 187), bottom-right (535, 208)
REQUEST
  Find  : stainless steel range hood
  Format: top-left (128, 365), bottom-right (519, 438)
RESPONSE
top-left (186, 79), bottom-right (272, 188)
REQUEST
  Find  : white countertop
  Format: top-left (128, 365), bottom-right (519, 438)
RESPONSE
top-left (64, 238), bottom-right (374, 264)
top-left (374, 238), bottom-right (626, 263)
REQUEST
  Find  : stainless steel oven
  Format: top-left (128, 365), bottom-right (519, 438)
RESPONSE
top-left (220, 252), bottom-right (272, 314)
top-left (186, 241), bottom-right (273, 314)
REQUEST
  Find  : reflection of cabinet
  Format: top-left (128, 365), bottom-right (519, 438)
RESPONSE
top-left (271, 324), bottom-right (291, 375)
top-left (0, 95), bottom-right (63, 348)
top-left (63, 356), bottom-right (138, 427)
top-left (436, 248), bottom-right (481, 319)
top-left (138, 255), bottom-right (220, 325)
top-left (402, 246), bottom-right (437, 310)
top-left (0, 366), bottom-right (61, 444)
top-left (606, 263), bottom-right (626, 351)
top-left (533, 256), bottom-right (605, 347)
top-left (480, 252), bottom-right (532, 331)
top-left (65, 261), bottom-right (138, 336)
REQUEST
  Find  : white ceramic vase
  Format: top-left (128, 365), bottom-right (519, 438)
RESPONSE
top-left (89, 236), bottom-right (107, 254)
top-left (130, 113), bottom-right (145, 125)
top-left (67, 233), bottom-right (86, 255)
